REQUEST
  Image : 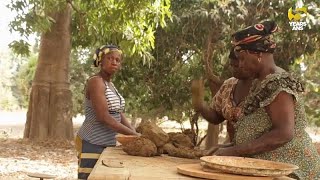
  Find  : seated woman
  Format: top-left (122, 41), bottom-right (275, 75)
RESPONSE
top-left (212, 20), bottom-right (320, 179)
top-left (192, 49), bottom-right (252, 142)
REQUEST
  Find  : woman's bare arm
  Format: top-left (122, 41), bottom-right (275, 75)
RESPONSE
top-left (191, 79), bottom-right (225, 124)
top-left (215, 91), bottom-right (295, 156)
top-left (120, 113), bottom-right (136, 131)
top-left (197, 103), bottom-right (225, 125)
top-left (88, 77), bottom-right (138, 135)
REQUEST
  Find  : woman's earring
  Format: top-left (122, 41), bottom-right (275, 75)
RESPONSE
top-left (258, 57), bottom-right (262, 63)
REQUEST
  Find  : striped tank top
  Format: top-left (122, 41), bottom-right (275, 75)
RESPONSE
top-left (77, 78), bottom-right (125, 147)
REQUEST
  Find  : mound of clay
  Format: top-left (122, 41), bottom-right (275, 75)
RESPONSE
top-left (168, 132), bottom-right (194, 149)
top-left (122, 121), bottom-right (206, 159)
top-left (122, 137), bottom-right (157, 157)
top-left (163, 143), bottom-right (205, 159)
top-left (136, 120), bottom-right (169, 147)
top-left (183, 129), bottom-right (196, 143)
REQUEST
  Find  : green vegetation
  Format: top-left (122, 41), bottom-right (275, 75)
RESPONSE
top-left (3, 0), bottom-right (320, 128)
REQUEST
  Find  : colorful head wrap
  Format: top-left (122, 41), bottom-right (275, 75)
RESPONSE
top-left (232, 21), bottom-right (278, 53)
top-left (93, 45), bottom-right (123, 67)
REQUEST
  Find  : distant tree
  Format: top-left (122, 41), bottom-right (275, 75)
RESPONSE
top-left (15, 54), bottom-right (38, 108)
top-left (0, 50), bottom-right (22, 110)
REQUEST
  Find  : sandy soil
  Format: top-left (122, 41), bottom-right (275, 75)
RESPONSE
top-left (0, 138), bottom-right (77, 179)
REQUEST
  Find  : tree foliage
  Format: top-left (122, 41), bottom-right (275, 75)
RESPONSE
top-left (10, 0), bottom-right (320, 128)
top-left (291, 51), bottom-right (320, 126)
top-left (8, 0), bottom-right (171, 58)
top-left (118, 0), bottom-right (320, 118)
top-left (15, 54), bottom-right (38, 108)
top-left (0, 51), bottom-right (20, 110)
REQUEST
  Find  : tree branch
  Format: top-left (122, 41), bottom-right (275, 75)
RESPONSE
top-left (66, 0), bottom-right (81, 14)
top-left (196, 134), bottom-right (207, 147)
top-left (202, 29), bottom-right (223, 94)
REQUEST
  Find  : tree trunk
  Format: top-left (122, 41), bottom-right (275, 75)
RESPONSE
top-left (24, 4), bottom-right (73, 140)
top-left (205, 79), bottom-right (222, 149)
top-left (205, 123), bottom-right (220, 148)
top-left (202, 29), bottom-right (224, 149)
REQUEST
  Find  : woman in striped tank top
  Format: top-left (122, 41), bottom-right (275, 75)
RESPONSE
top-left (75, 45), bottom-right (140, 179)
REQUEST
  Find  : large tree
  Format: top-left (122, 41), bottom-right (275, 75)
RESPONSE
top-left (9, 0), bottom-right (171, 140)
top-left (23, 5), bottom-right (73, 139)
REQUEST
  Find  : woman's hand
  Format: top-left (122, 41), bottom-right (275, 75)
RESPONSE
top-left (191, 79), bottom-right (205, 112)
top-left (191, 79), bottom-right (225, 124)
top-left (205, 143), bottom-right (235, 156)
top-left (213, 147), bottom-right (238, 156)
top-left (205, 146), bottom-right (220, 156)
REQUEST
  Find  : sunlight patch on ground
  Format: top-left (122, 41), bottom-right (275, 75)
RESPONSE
top-left (0, 157), bottom-right (77, 179)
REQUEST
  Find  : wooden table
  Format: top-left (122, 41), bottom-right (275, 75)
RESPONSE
top-left (88, 147), bottom-right (200, 180)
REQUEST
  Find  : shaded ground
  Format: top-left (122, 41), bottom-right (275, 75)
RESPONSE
top-left (0, 138), bottom-right (77, 179)
top-left (0, 111), bottom-right (80, 179)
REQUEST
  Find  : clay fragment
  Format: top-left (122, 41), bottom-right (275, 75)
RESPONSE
top-left (122, 137), bottom-right (157, 157)
top-left (163, 143), bottom-right (205, 159)
top-left (136, 120), bottom-right (169, 147)
top-left (168, 132), bottom-right (194, 149)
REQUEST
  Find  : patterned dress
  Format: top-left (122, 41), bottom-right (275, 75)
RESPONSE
top-left (234, 72), bottom-right (320, 179)
top-left (212, 77), bottom-right (244, 142)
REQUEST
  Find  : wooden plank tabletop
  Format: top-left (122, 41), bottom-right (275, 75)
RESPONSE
top-left (88, 147), bottom-right (200, 180)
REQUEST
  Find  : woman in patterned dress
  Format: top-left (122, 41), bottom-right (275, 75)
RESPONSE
top-left (212, 20), bottom-right (320, 179)
top-left (192, 49), bottom-right (252, 142)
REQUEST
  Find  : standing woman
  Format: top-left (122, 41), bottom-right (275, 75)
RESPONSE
top-left (75, 45), bottom-right (139, 179)
top-left (212, 21), bottom-right (320, 179)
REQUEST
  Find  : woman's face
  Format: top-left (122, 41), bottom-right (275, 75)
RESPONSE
top-left (100, 51), bottom-right (122, 74)
top-left (234, 50), bottom-right (261, 78)
top-left (230, 58), bottom-right (250, 80)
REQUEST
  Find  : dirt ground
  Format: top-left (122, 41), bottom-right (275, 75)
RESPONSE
top-left (0, 138), bottom-right (77, 179)
top-left (0, 111), bottom-right (319, 179)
